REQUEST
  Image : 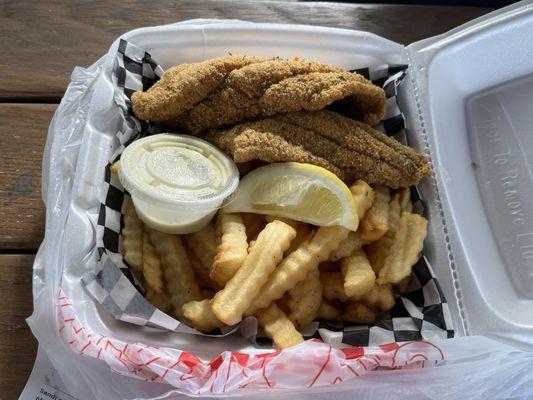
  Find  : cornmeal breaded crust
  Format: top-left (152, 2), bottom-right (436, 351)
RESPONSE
top-left (132, 55), bottom-right (273, 121)
top-left (131, 56), bottom-right (386, 132)
top-left (206, 110), bottom-right (430, 188)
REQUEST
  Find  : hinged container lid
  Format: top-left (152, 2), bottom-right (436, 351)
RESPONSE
top-left (404, 1), bottom-right (533, 348)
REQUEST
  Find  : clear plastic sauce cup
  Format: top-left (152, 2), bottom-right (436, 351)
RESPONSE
top-left (118, 133), bottom-right (239, 234)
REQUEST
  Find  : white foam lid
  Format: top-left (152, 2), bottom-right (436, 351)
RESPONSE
top-left (404, 1), bottom-right (533, 348)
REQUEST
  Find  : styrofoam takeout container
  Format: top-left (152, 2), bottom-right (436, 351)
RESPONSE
top-left (30, 1), bottom-right (533, 397)
top-left (73, 1), bottom-right (533, 349)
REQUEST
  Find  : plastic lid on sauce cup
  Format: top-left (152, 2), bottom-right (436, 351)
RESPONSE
top-left (118, 133), bottom-right (239, 234)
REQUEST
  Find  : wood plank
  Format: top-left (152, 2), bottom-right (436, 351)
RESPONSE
top-left (0, 255), bottom-right (36, 399)
top-left (0, 104), bottom-right (55, 250)
top-left (0, 1), bottom-right (492, 100)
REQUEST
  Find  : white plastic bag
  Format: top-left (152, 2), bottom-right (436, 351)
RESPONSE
top-left (27, 19), bottom-right (533, 400)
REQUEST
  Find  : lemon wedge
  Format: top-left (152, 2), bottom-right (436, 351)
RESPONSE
top-left (223, 162), bottom-right (358, 231)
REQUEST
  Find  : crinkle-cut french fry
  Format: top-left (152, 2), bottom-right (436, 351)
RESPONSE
top-left (329, 231), bottom-right (368, 262)
top-left (366, 236), bottom-right (394, 273)
top-left (242, 213), bottom-right (264, 242)
top-left (188, 249), bottom-right (219, 291)
top-left (387, 193), bottom-right (401, 237)
top-left (184, 223), bottom-right (218, 273)
top-left (350, 180), bottom-right (375, 220)
top-left (264, 215), bottom-right (300, 229)
top-left (277, 294), bottom-right (292, 315)
top-left (320, 272), bottom-right (349, 302)
top-left (182, 299), bottom-right (225, 333)
top-left (318, 261), bottom-right (340, 273)
top-left (359, 186), bottom-right (391, 242)
top-left (399, 187), bottom-right (413, 214)
top-left (201, 289), bottom-right (216, 299)
top-left (377, 213), bottom-right (428, 285)
top-left (330, 181), bottom-right (372, 279)
top-left (109, 160), bottom-right (120, 175)
top-left (123, 200), bottom-right (143, 271)
top-left (146, 228), bottom-right (202, 318)
top-left (360, 284), bottom-right (396, 311)
top-left (285, 223), bottom-right (312, 256)
top-left (365, 193), bottom-right (402, 272)
top-left (248, 226), bottom-right (350, 313)
top-left (210, 213), bottom-right (248, 286)
top-left (341, 249), bottom-right (376, 298)
top-left (316, 300), bottom-right (342, 322)
top-left (343, 302), bottom-right (376, 324)
top-left (142, 232), bottom-right (164, 293)
top-left (255, 303), bottom-right (304, 349)
top-left (288, 269), bottom-right (322, 327)
top-left (212, 220), bottom-right (296, 325)
top-left (146, 288), bottom-right (172, 313)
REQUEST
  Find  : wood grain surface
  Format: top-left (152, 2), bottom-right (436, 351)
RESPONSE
top-left (0, 104), bottom-right (55, 250)
top-left (0, 255), bottom-right (36, 400)
top-left (1, 0), bottom-right (492, 100)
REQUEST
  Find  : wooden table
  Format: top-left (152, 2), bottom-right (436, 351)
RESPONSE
top-left (1, 1), bottom-right (492, 398)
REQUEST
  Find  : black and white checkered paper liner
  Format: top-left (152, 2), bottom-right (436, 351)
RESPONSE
top-left (82, 39), bottom-right (454, 345)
